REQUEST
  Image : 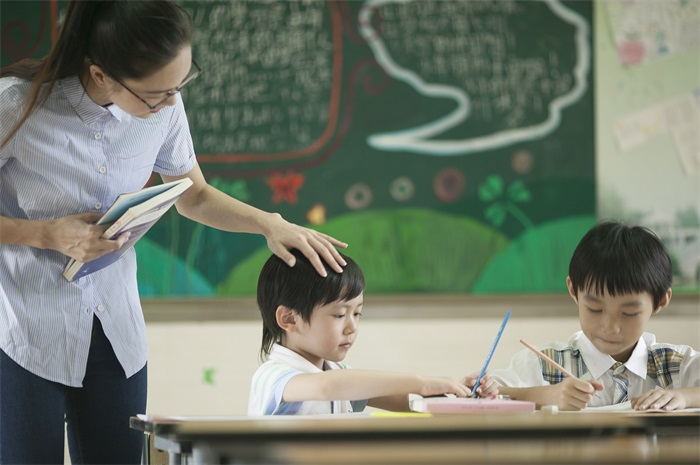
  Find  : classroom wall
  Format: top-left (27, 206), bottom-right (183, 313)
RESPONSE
top-left (594, 0), bottom-right (700, 288)
top-left (141, 0), bottom-right (700, 417)
top-left (144, 297), bottom-right (699, 416)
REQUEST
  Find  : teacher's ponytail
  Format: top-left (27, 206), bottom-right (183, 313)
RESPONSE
top-left (0, 1), bottom-right (102, 149)
top-left (1, 0), bottom-right (192, 149)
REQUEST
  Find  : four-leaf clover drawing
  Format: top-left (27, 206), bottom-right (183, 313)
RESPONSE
top-left (478, 175), bottom-right (534, 230)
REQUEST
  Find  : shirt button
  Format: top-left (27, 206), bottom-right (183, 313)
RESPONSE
top-left (94, 202), bottom-right (102, 209)
top-left (98, 166), bottom-right (106, 174)
top-left (95, 132), bottom-right (102, 140)
top-left (97, 304), bottom-right (105, 312)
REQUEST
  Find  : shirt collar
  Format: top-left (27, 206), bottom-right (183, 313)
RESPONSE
top-left (625, 336), bottom-right (651, 378)
top-left (576, 332), bottom-right (649, 379)
top-left (59, 75), bottom-right (125, 125)
top-left (269, 343), bottom-right (339, 373)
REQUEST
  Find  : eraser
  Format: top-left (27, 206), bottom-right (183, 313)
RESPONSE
top-left (541, 405), bottom-right (559, 414)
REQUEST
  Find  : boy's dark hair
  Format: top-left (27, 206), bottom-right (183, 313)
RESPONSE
top-left (568, 221), bottom-right (672, 308)
top-left (257, 249), bottom-right (365, 359)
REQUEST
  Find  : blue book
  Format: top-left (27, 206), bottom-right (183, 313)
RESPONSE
top-left (63, 177), bottom-right (193, 282)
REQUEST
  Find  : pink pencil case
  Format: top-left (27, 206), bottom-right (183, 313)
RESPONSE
top-left (409, 394), bottom-right (536, 414)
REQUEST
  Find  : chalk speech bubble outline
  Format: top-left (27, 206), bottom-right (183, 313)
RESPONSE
top-left (359, 0), bottom-right (590, 156)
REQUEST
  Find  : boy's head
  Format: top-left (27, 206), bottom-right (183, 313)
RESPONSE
top-left (257, 249), bottom-right (365, 360)
top-left (567, 221), bottom-right (673, 362)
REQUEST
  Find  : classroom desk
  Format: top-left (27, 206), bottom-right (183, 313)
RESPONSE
top-left (623, 411), bottom-right (700, 437)
top-left (129, 412), bottom-right (700, 465)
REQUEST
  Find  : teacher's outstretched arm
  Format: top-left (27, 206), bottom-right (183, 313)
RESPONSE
top-left (162, 163), bottom-right (347, 277)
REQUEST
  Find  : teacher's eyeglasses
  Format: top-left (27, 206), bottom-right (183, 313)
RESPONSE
top-left (108, 60), bottom-right (201, 111)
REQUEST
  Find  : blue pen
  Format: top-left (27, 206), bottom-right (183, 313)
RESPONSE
top-left (470, 311), bottom-right (511, 397)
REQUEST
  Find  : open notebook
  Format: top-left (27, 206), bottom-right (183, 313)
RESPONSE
top-left (579, 401), bottom-right (700, 413)
top-left (409, 394), bottom-right (536, 414)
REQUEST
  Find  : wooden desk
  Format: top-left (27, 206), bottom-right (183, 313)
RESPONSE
top-left (625, 411), bottom-right (700, 437)
top-left (129, 412), bottom-right (699, 465)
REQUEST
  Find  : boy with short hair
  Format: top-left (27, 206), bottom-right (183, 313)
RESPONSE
top-left (493, 221), bottom-right (699, 411)
top-left (248, 249), bottom-right (497, 416)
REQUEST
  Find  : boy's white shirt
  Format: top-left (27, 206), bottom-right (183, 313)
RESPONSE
top-left (248, 343), bottom-right (368, 416)
top-left (491, 331), bottom-right (699, 407)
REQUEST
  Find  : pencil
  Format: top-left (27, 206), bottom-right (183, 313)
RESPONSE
top-left (519, 338), bottom-right (577, 379)
top-left (471, 311), bottom-right (511, 397)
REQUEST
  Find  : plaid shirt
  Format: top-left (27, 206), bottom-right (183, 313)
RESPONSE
top-left (492, 331), bottom-right (698, 407)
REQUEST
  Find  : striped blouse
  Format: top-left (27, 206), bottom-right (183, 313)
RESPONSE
top-left (491, 331), bottom-right (699, 407)
top-left (0, 75), bottom-right (196, 386)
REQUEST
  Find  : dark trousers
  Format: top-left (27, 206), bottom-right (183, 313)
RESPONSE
top-left (0, 316), bottom-right (147, 464)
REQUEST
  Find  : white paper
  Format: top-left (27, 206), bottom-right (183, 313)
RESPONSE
top-left (613, 90), bottom-right (700, 175)
top-left (605, 1), bottom-right (700, 67)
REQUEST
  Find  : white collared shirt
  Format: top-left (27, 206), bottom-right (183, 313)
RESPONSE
top-left (248, 344), bottom-right (369, 415)
top-left (492, 331), bottom-right (699, 407)
top-left (0, 75), bottom-right (196, 386)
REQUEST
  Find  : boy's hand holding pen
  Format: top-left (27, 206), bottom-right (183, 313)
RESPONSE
top-left (520, 339), bottom-right (604, 411)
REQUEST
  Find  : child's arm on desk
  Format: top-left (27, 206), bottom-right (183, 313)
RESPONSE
top-left (632, 387), bottom-right (700, 411)
top-left (282, 369), bottom-right (470, 411)
top-left (368, 371), bottom-right (500, 411)
top-left (462, 372), bottom-right (500, 399)
top-left (498, 377), bottom-right (603, 411)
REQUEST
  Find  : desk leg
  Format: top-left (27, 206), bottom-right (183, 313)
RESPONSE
top-left (141, 433), bottom-right (150, 465)
top-left (153, 435), bottom-right (189, 465)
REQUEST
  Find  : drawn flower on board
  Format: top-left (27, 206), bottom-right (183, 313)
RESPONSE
top-left (267, 170), bottom-right (305, 205)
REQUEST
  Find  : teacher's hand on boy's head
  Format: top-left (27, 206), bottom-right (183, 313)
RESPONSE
top-left (264, 216), bottom-right (348, 276)
top-left (49, 212), bottom-right (128, 261)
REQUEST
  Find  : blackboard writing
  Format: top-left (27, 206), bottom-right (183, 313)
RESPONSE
top-left (0, 1), bottom-right (596, 297)
top-left (184, 1), bottom-right (335, 156)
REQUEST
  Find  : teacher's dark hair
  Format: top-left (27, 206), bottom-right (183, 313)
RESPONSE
top-left (257, 249), bottom-right (365, 360)
top-left (568, 220), bottom-right (673, 309)
top-left (0, 0), bottom-right (193, 149)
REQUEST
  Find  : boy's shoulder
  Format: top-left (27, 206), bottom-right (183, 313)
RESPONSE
top-left (250, 356), bottom-right (303, 394)
top-left (643, 332), bottom-right (698, 356)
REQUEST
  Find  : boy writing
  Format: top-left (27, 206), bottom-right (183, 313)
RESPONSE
top-left (493, 221), bottom-right (699, 411)
top-left (248, 249), bottom-right (498, 415)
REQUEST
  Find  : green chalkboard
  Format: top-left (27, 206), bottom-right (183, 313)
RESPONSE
top-left (1, 0), bottom-right (595, 297)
